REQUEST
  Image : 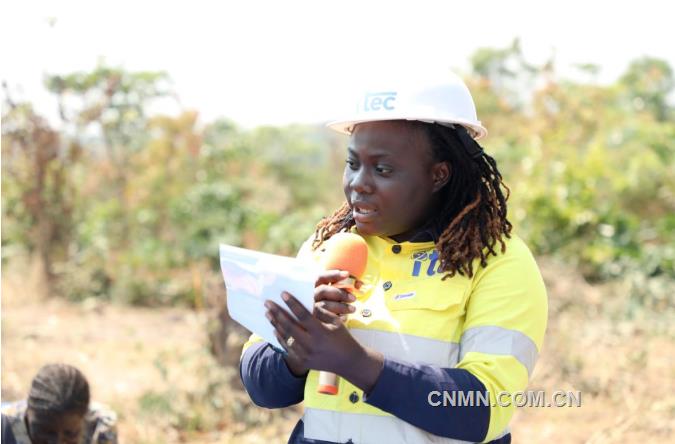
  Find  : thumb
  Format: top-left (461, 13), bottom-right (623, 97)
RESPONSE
top-left (315, 269), bottom-right (350, 286)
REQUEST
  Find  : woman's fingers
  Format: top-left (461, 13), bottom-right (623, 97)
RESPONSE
top-left (280, 291), bottom-right (315, 326)
top-left (314, 305), bottom-right (341, 326)
top-left (315, 283), bottom-right (355, 316)
top-left (315, 270), bottom-right (350, 286)
top-left (265, 299), bottom-right (293, 326)
top-left (272, 329), bottom-right (307, 357)
top-left (265, 300), bottom-right (309, 346)
top-left (272, 329), bottom-right (288, 350)
top-left (314, 284), bottom-right (356, 303)
top-left (315, 300), bottom-right (355, 316)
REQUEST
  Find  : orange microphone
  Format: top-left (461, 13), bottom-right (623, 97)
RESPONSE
top-left (317, 232), bottom-right (368, 395)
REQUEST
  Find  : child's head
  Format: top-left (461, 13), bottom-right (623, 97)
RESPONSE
top-left (26, 364), bottom-right (90, 444)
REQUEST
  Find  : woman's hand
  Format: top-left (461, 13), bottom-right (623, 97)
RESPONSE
top-left (265, 291), bottom-right (383, 393)
top-left (272, 270), bottom-right (355, 377)
top-left (313, 270), bottom-right (357, 317)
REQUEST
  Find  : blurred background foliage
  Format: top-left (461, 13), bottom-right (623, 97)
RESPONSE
top-left (2, 42), bottom-right (673, 312)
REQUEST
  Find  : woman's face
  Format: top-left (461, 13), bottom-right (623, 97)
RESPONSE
top-left (26, 409), bottom-right (85, 444)
top-left (343, 121), bottom-right (449, 240)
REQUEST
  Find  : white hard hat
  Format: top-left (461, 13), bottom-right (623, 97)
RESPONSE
top-left (327, 70), bottom-right (487, 140)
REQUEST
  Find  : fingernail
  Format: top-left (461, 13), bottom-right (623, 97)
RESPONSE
top-left (281, 292), bottom-right (289, 301)
top-left (347, 293), bottom-right (356, 302)
top-left (265, 312), bottom-right (273, 321)
top-left (340, 270), bottom-right (349, 277)
top-left (348, 305), bottom-right (356, 313)
top-left (264, 301), bottom-right (272, 309)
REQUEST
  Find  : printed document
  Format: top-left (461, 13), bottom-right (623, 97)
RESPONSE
top-left (219, 243), bottom-right (318, 350)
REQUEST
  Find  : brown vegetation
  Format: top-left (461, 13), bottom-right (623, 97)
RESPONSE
top-left (2, 256), bottom-right (672, 443)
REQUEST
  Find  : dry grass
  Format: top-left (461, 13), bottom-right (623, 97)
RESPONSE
top-left (2, 256), bottom-right (673, 443)
top-left (509, 258), bottom-right (675, 443)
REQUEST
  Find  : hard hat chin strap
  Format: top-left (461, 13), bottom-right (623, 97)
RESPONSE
top-left (445, 124), bottom-right (485, 160)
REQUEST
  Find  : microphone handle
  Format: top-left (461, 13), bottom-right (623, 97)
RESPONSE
top-left (317, 370), bottom-right (339, 395)
top-left (316, 274), bottom-right (358, 395)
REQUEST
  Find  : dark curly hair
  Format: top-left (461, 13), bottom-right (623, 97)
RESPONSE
top-left (312, 121), bottom-right (512, 278)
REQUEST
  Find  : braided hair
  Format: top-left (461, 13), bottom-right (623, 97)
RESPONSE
top-left (27, 364), bottom-right (90, 419)
top-left (312, 121), bottom-right (512, 278)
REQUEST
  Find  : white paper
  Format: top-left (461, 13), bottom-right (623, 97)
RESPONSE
top-left (219, 243), bottom-right (318, 350)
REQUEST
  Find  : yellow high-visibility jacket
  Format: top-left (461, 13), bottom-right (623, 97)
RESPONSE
top-left (241, 232), bottom-right (547, 444)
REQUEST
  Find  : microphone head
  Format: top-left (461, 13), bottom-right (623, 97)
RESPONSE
top-left (321, 232), bottom-right (368, 278)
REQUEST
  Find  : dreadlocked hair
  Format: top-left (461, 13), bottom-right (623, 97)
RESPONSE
top-left (27, 363), bottom-right (90, 420)
top-left (313, 120), bottom-right (512, 278)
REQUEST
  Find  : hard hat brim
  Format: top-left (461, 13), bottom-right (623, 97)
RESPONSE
top-left (326, 117), bottom-right (488, 140)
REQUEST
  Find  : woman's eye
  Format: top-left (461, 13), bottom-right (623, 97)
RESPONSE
top-left (345, 159), bottom-right (358, 169)
top-left (376, 165), bottom-right (392, 174)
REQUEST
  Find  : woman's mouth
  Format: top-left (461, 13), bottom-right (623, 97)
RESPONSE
top-left (352, 204), bottom-right (378, 223)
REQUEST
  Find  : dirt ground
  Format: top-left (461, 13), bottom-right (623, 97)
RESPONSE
top-left (2, 257), bottom-right (673, 443)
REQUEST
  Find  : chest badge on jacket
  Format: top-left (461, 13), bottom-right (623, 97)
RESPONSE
top-left (411, 250), bottom-right (442, 277)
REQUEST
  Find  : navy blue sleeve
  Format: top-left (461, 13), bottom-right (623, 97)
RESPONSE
top-left (363, 358), bottom-right (491, 442)
top-left (239, 341), bottom-right (307, 408)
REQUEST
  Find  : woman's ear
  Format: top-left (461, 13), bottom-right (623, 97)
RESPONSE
top-left (431, 161), bottom-right (451, 192)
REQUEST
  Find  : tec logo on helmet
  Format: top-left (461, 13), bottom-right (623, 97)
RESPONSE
top-left (362, 92), bottom-right (397, 112)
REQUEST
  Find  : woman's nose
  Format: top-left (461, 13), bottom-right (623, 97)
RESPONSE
top-left (350, 168), bottom-right (374, 194)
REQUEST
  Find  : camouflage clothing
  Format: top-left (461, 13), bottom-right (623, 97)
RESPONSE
top-left (0, 400), bottom-right (117, 444)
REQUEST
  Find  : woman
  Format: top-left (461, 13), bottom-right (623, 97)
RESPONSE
top-left (240, 71), bottom-right (547, 443)
top-left (1, 364), bottom-right (117, 444)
